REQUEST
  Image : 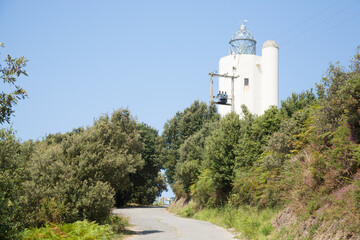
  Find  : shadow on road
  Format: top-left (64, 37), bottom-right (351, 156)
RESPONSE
top-left (124, 229), bottom-right (163, 236)
top-left (123, 229), bottom-right (163, 237)
top-left (134, 230), bottom-right (163, 235)
top-left (120, 205), bottom-right (168, 209)
top-left (119, 205), bottom-right (169, 210)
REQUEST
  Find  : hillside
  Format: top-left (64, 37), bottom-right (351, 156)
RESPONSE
top-left (163, 49), bottom-right (360, 239)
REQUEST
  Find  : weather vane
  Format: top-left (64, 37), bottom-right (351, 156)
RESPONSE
top-left (239, 19), bottom-right (247, 26)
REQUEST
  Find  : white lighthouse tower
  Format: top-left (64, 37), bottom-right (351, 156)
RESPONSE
top-left (215, 21), bottom-right (279, 116)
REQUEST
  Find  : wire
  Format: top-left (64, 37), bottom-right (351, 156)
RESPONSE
top-left (280, 11), bottom-right (360, 57)
top-left (278, 0), bottom-right (360, 47)
top-left (273, 0), bottom-right (344, 40)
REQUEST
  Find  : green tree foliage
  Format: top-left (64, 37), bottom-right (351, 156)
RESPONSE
top-left (189, 105), bottom-right (281, 206)
top-left (19, 108), bottom-right (158, 227)
top-left (205, 112), bottom-right (242, 204)
top-left (0, 128), bottom-right (24, 239)
top-left (120, 123), bottom-right (167, 205)
top-left (0, 43), bottom-right (28, 124)
top-left (174, 121), bottom-right (219, 196)
top-left (236, 106), bottom-right (283, 169)
top-left (1, 108), bottom-right (167, 239)
top-left (262, 108), bottom-right (310, 170)
top-left (313, 51), bottom-right (360, 145)
top-left (190, 169), bottom-right (215, 206)
top-left (280, 89), bottom-right (316, 118)
top-left (162, 100), bottom-right (219, 184)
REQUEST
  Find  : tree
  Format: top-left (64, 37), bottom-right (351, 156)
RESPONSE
top-left (0, 128), bottom-right (24, 239)
top-left (174, 121), bottom-right (219, 195)
top-left (126, 124), bottom-right (167, 205)
top-left (314, 48), bottom-right (360, 143)
top-left (162, 101), bottom-right (219, 184)
top-left (280, 89), bottom-right (316, 118)
top-left (18, 108), bottom-right (151, 226)
top-left (0, 43), bottom-right (28, 124)
top-left (205, 112), bottom-right (242, 204)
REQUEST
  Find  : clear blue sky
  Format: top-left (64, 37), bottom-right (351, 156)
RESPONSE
top-left (1, 0), bottom-right (359, 199)
top-left (1, 0), bottom-right (359, 141)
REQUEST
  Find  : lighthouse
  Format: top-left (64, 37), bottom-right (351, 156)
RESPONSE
top-left (214, 21), bottom-right (279, 116)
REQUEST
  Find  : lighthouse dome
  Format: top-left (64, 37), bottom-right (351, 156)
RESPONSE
top-left (262, 40), bottom-right (279, 49)
top-left (229, 22), bottom-right (257, 55)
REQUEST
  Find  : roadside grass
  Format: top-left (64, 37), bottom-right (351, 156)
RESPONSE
top-left (171, 201), bottom-right (279, 239)
top-left (21, 214), bottom-right (130, 240)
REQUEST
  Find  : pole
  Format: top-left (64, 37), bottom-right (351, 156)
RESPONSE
top-left (210, 75), bottom-right (213, 104)
top-left (231, 76), bottom-right (235, 112)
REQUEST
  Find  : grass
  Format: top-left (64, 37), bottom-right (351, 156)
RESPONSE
top-left (21, 215), bottom-right (130, 240)
top-left (170, 201), bottom-right (279, 240)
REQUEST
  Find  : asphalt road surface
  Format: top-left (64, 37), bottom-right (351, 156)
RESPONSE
top-left (114, 207), bottom-right (236, 240)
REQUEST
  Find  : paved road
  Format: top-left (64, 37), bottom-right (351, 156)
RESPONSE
top-left (114, 207), bottom-right (236, 240)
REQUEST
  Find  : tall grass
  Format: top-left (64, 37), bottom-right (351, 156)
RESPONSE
top-left (172, 202), bottom-right (279, 239)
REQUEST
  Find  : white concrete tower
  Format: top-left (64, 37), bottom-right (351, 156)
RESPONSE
top-left (217, 22), bottom-right (279, 117)
top-left (261, 40), bottom-right (279, 113)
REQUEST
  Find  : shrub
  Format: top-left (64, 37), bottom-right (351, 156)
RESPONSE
top-left (106, 214), bottom-right (129, 234)
top-left (191, 169), bottom-right (216, 206)
top-left (17, 108), bottom-right (165, 228)
top-left (37, 198), bottom-right (68, 225)
top-left (77, 181), bottom-right (115, 224)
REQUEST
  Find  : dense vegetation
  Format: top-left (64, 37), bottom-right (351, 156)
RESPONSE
top-left (0, 109), bottom-right (166, 239)
top-left (164, 49), bottom-right (360, 238)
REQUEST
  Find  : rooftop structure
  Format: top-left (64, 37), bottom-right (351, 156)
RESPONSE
top-left (229, 20), bottom-right (257, 55)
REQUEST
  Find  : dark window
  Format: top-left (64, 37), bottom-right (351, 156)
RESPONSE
top-left (244, 78), bottom-right (249, 86)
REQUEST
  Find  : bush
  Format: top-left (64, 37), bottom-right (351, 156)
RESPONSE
top-left (178, 201), bottom-right (197, 218)
top-left (78, 181), bottom-right (115, 223)
top-left (36, 198), bottom-right (68, 225)
top-left (191, 169), bottom-right (216, 206)
top-left (17, 108), bottom-right (167, 229)
top-left (106, 214), bottom-right (129, 234)
top-left (20, 150), bottom-right (116, 226)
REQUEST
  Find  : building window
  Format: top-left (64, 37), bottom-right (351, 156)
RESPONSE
top-left (244, 78), bottom-right (249, 86)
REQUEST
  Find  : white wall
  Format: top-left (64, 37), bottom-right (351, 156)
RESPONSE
top-left (218, 54), bottom-right (262, 116)
top-left (217, 41), bottom-right (278, 117)
top-left (261, 43), bottom-right (279, 113)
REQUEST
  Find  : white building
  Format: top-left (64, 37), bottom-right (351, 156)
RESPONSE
top-left (216, 22), bottom-right (279, 116)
